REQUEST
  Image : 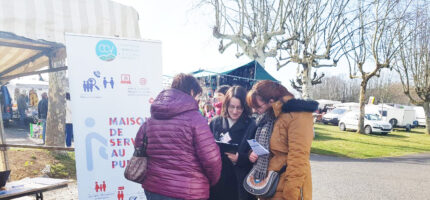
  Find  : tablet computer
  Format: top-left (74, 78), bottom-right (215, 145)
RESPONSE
top-left (216, 141), bottom-right (239, 153)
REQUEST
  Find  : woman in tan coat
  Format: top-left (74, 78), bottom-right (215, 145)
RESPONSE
top-left (247, 80), bottom-right (318, 200)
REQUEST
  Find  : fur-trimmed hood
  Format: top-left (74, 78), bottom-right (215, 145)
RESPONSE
top-left (272, 96), bottom-right (319, 117)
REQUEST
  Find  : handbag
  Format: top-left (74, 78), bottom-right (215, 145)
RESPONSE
top-left (124, 123), bottom-right (148, 183)
top-left (243, 165), bottom-right (286, 198)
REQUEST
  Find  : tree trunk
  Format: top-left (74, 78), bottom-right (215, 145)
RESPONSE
top-left (45, 48), bottom-right (67, 146)
top-left (301, 63), bottom-right (313, 100)
top-left (255, 57), bottom-right (266, 68)
top-left (357, 81), bottom-right (367, 134)
top-left (423, 102), bottom-right (430, 135)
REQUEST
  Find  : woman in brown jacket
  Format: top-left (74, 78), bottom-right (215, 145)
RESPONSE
top-left (247, 80), bottom-right (318, 200)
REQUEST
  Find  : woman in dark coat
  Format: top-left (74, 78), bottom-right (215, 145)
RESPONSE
top-left (209, 85), bottom-right (257, 200)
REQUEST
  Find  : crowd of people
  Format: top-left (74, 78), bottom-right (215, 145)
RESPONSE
top-left (13, 88), bottom-right (73, 146)
top-left (134, 73), bottom-right (318, 200)
top-left (14, 88), bottom-right (49, 144)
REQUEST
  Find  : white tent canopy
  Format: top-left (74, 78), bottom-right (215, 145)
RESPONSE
top-left (0, 0), bottom-right (141, 81)
top-left (0, 0), bottom-right (140, 44)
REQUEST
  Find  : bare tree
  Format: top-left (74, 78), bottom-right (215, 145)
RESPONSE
top-left (281, 0), bottom-right (352, 99)
top-left (45, 48), bottom-right (67, 146)
top-left (312, 72), bottom-right (410, 104)
top-left (312, 74), bottom-right (360, 102)
top-left (208, 0), bottom-right (293, 66)
top-left (205, 0), bottom-right (351, 99)
top-left (395, 1), bottom-right (430, 135)
top-left (344, 0), bottom-right (410, 133)
top-left (290, 70), bottom-right (325, 93)
top-left (366, 71), bottom-right (410, 104)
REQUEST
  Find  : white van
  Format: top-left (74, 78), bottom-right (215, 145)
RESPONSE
top-left (413, 106), bottom-right (426, 127)
top-left (366, 104), bottom-right (415, 131)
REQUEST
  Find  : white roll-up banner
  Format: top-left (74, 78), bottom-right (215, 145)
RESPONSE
top-left (66, 33), bottom-right (162, 200)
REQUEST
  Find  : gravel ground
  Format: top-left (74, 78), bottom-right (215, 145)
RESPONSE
top-left (13, 182), bottom-right (78, 200)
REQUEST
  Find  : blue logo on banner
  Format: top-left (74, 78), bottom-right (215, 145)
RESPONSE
top-left (96, 40), bottom-right (117, 61)
top-left (84, 118), bottom-right (108, 171)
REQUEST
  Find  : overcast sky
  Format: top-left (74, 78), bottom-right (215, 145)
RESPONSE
top-left (111, 0), bottom-right (387, 94)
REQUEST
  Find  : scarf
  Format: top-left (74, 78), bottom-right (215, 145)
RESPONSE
top-left (252, 112), bottom-right (275, 179)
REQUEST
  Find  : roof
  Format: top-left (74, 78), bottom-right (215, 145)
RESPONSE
top-left (0, 0), bottom-right (141, 83)
top-left (221, 61), bottom-right (278, 82)
top-left (0, 0), bottom-right (140, 44)
top-left (0, 32), bottom-right (63, 82)
top-left (192, 60), bottom-right (279, 82)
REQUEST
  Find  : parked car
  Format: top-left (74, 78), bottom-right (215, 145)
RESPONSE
top-left (321, 108), bottom-right (348, 125)
top-left (0, 85), bottom-right (12, 125)
top-left (339, 111), bottom-right (392, 135)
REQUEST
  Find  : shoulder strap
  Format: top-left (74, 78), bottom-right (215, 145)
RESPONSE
top-left (135, 120), bottom-right (149, 148)
top-left (142, 122), bottom-right (148, 149)
top-left (134, 121), bottom-right (149, 156)
top-left (279, 165), bottom-right (287, 174)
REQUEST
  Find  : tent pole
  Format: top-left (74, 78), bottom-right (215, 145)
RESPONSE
top-left (0, 102), bottom-right (10, 171)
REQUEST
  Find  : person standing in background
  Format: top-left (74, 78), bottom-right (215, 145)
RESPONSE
top-left (65, 93), bottom-right (73, 147)
top-left (17, 93), bottom-right (28, 127)
top-left (29, 89), bottom-right (39, 106)
top-left (213, 85), bottom-right (230, 116)
top-left (38, 92), bottom-right (48, 145)
top-left (203, 102), bottom-right (216, 123)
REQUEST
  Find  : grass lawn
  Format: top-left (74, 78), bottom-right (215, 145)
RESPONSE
top-left (312, 124), bottom-right (430, 159)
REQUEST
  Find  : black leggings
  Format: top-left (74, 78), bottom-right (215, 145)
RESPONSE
top-left (144, 190), bottom-right (183, 200)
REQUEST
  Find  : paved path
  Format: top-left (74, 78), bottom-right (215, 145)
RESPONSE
top-left (5, 127), bottom-right (429, 200)
top-left (3, 126), bottom-right (42, 145)
top-left (311, 153), bottom-right (430, 200)
top-left (38, 153), bottom-right (430, 200)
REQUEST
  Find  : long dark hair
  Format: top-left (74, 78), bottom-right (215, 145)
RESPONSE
top-left (221, 85), bottom-right (251, 119)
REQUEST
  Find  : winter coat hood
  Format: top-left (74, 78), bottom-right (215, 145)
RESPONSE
top-left (272, 95), bottom-right (319, 117)
top-left (150, 88), bottom-right (198, 119)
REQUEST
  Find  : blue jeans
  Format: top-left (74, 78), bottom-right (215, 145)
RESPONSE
top-left (144, 191), bottom-right (183, 200)
top-left (65, 123), bottom-right (73, 147)
top-left (19, 109), bottom-right (26, 126)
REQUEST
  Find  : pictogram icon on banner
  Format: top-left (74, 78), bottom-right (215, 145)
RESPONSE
top-left (121, 74), bottom-right (131, 84)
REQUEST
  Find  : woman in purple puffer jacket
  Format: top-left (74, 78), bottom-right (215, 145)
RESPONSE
top-left (137, 73), bottom-right (222, 200)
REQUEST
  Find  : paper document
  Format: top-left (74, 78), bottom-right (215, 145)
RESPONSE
top-left (247, 139), bottom-right (270, 156)
top-left (219, 132), bottom-right (232, 143)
